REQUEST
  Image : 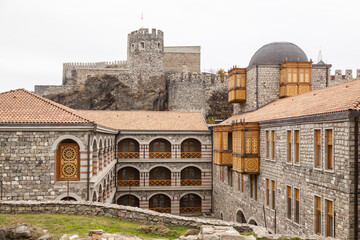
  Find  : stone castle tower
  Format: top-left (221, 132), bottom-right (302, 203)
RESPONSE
top-left (127, 28), bottom-right (164, 85)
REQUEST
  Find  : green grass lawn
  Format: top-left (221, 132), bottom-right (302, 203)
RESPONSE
top-left (0, 213), bottom-right (190, 239)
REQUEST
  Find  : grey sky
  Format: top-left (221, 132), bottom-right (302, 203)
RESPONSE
top-left (0, 0), bottom-right (359, 93)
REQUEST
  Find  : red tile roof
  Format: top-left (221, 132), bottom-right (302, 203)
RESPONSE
top-left (221, 79), bottom-right (360, 125)
top-left (77, 110), bottom-right (209, 131)
top-left (0, 89), bottom-right (92, 124)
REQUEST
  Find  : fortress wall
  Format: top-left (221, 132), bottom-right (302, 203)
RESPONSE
top-left (34, 85), bottom-right (80, 96)
top-left (328, 69), bottom-right (360, 87)
top-left (164, 46), bottom-right (201, 73)
top-left (167, 72), bottom-right (227, 114)
top-left (64, 68), bottom-right (130, 85)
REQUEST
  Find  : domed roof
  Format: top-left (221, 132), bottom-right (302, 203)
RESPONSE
top-left (248, 42), bottom-right (308, 67)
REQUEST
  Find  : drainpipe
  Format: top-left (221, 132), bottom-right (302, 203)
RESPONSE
top-left (87, 133), bottom-right (91, 201)
top-left (210, 126), bottom-right (214, 213)
top-left (355, 117), bottom-right (358, 240)
top-left (256, 65), bottom-right (259, 109)
top-left (326, 67), bottom-right (329, 87)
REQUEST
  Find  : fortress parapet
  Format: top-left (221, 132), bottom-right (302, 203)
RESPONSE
top-left (63, 60), bottom-right (127, 69)
top-left (331, 69), bottom-right (360, 80)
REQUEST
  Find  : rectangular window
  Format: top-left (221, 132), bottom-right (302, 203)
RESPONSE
top-left (266, 179), bottom-right (270, 206)
top-left (228, 167), bottom-right (233, 187)
top-left (326, 129), bottom-right (333, 170)
top-left (220, 166), bottom-right (224, 182)
top-left (271, 130), bottom-right (275, 160)
top-left (287, 131), bottom-right (292, 163)
top-left (250, 175), bottom-right (257, 200)
top-left (295, 130), bottom-right (300, 164)
top-left (326, 200), bottom-right (334, 237)
top-left (315, 196), bottom-right (322, 234)
top-left (228, 132), bottom-right (233, 151)
top-left (295, 188), bottom-right (300, 224)
top-left (250, 176), bottom-right (253, 199)
top-left (266, 131), bottom-right (269, 159)
top-left (241, 173), bottom-right (244, 192)
top-left (287, 186), bottom-right (292, 219)
top-left (315, 130), bottom-right (321, 168)
top-left (271, 180), bottom-right (276, 210)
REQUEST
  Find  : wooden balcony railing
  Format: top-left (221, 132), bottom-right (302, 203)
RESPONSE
top-left (180, 207), bottom-right (202, 214)
top-left (149, 152), bottom-right (171, 159)
top-left (149, 179), bottom-right (171, 186)
top-left (181, 152), bottom-right (201, 158)
top-left (117, 180), bottom-right (140, 187)
top-left (149, 207), bottom-right (171, 213)
top-left (117, 152), bottom-right (140, 159)
top-left (181, 179), bottom-right (202, 186)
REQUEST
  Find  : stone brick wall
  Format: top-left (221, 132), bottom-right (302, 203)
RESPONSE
top-left (167, 72), bottom-right (227, 113)
top-left (34, 85), bottom-right (80, 97)
top-left (0, 130), bottom-right (116, 203)
top-left (164, 46), bottom-right (200, 73)
top-left (213, 119), bottom-right (355, 240)
top-left (0, 201), bottom-right (339, 239)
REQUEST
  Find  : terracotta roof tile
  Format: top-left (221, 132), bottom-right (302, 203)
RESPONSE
top-left (221, 79), bottom-right (360, 125)
top-left (0, 89), bottom-right (92, 124)
top-left (77, 110), bottom-right (209, 131)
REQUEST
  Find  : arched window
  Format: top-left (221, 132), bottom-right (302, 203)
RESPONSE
top-left (180, 194), bottom-right (201, 215)
top-left (60, 196), bottom-right (77, 201)
top-left (149, 167), bottom-right (171, 186)
top-left (92, 140), bottom-right (98, 175)
top-left (117, 167), bottom-right (140, 187)
top-left (181, 139), bottom-right (201, 158)
top-left (92, 192), bottom-right (97, 202)
top-left (236, 210), bottom-right (246, 223)
top-left (181, 167), bottom-right (201, 186)
top-left (248, 219), bottom-right (258, 226)
top-left (149, 139), bottom-right (171, 158)
top-left (117, 195), bottom-right (140, 207)
top-left (149, 194), bottom-right (171, 213)
top-left (118, 139), bottom-right (140, 159)
top-left (57, 139), bottom-right (80, 181)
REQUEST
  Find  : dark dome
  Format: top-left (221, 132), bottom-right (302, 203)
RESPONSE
top-left (248, 42), bottom-right (308, 67)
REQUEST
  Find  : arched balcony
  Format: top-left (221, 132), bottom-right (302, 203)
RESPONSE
top-left (181, 138), bottom-right (201, 158)
top-left (118, 139), bottom-right (140, 159)
top-left (117, 194), bottom-right (140, 208)
top-left (149, 167), bottom-right (171, 186)
top-left (181, 167), bottom-right (202, 186)
top-left (149, 139), bottom-right (171, 159)
top-left (117, 167), bottom-right (140, 187)
top-left (149, 194), bottom-right (171, 213)
top-left (180, 194), bottom-right (202, 215)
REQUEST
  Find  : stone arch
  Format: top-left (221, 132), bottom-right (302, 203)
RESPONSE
top-left (236, 208), bottom-right (247, 223)
top-left (98, 184), bottom-right (103, 202)
top-left (55, 192), bottom-right (82, 201)
top-left (179, 136), bottom-right (206, 145)
top-left (145, 136), bottom-right (173, 145)
top-left (117, 194), bottom-right (140, 207)
top-left (148, 192), bottom-right (172, 200)
top-left (117, 136), bottom-right (141, 145)
top-left (179, 191), bottom-right (203, 199)
top-left (148, 165), bottom-right (172, 172)
top-left (179, 164), bottom-right (205, 171)
top-left (248, 217), bottom-right (259, 226)
top-left (118, 192), bottom-right (142, 200)
top-left (51, 135), bottom-right (86, 151)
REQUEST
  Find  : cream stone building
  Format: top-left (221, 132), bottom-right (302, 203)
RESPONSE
top-left (213, 42), bottom-right (360, 239)
top-left (0, 89), bottom-right (211, 216)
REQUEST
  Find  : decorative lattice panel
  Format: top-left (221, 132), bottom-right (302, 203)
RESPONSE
top-left (59, 143), bottom-right (79, 181)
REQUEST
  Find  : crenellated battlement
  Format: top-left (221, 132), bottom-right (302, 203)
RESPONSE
top-left (331, 69), bottom-right (360, 80)
top-left (63, 60), bottom-right (127, 68)
top-left (129, 28), bottom-right (163, 37)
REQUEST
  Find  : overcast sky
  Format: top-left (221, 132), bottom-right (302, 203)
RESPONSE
top-left (0, 0), bottom-right (359, 93)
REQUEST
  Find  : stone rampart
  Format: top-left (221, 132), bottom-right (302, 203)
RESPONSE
top-left (0, 201), bottom-right (338, 240)
top-left (34, 85), bottom-right (80, 96)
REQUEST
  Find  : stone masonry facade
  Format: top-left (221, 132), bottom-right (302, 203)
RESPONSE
top-left (213, 118), bottom-right (358, 240)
